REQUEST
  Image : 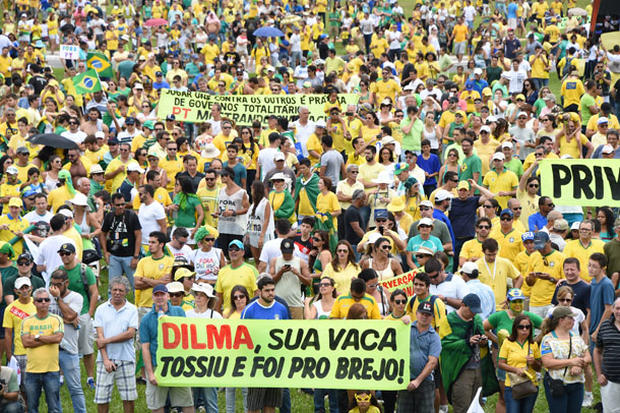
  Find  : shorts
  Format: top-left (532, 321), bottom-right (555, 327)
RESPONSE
top-left (15, 354), bottom-right (27, 386)
top-left (78, 313), bottom-right (95, 356)
top-left (246, 387), bottom-right (283, 410)
top-left (507, 18), bottom-right (517, 29)
top-left (94, 360), bottom-right (138, 404)
top-left (454, 41), bottom-right (467, 55)
top-left (145, 381), bottom-right (193, 410)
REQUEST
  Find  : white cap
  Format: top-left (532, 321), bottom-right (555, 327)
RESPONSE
top-left (435, 189), bottom-right (454, 202)
top-left (598, 117), bottom-right (609, 125)
top-left (95, 131), bottom-right (105, 139)
top-left (418, 217), bottom-right (434, 227)
top-left (381, 98), bottom-right (392, 106)
top-left (461, 261), bottom-right (478, 275)
top-left (517, 111), bottom-right (528, 118)
top-left (381, 135), bottom-right (396, 145)
top-left (501, 141), bottom-right (513, 149)
top-left (419, 200), bottom-right (433, 208)
top-left (403, 83), bottom-right (415, 91)
top-left (15, 277), bottom-right (32, 289)
top-left (134, 83), bottom-right (144, 89)
top-left (602, 144), bottom-right (615, 154)
top-left (480, 125), bottom-right (491, 133)
top-left (473, 68), bottom-right (483, 75)
top-left (269, 172), bottom-right (288, 181)
top-left (90, 164), bottom-right (104, 175)
top-left (127, 163), bottom-right (145, 173)
top-left (372, 171), bottom-right (393, 185)
top-left (166, 281), bottom-right (185, 294)
top-left (59, 209), bottom-right (74, 219)
top-left (274, 152), bottom-right (286, 161)
top-left (315, 119), bottom-right (327, 128)
top-left (415, 245), bottom-right (436, 255)
top-left (6, 166), bottom-right (18, 175)
top-left (491, 152), bottom-right (506, 161)
top-left (70, 193), bottom-right (89, 206)
top-left (191, 282), bottom-right (215, 298)
top-left (570, 222), bottom-right (581, 230)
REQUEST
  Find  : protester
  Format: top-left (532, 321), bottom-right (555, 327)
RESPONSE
top-left (593, 297), bottom-right (620, 413)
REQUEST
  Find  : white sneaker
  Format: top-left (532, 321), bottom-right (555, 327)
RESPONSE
top-left (197, 407), bottom-right (207, 413)
top-left (582, 392), bottom-right (593, 407)
top-left (439, 405), bottom-right (449, 413)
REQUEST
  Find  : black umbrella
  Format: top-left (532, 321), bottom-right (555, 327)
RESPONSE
top-left (28, 133), bottom-right (79, 149)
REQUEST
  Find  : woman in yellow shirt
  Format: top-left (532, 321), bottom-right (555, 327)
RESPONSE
top-left (322, 240), bottom-right (360, 295)
top-left (497, 314), bottom-right (542, 413)
top-left (554, 117), bottom-right (593, 158)
top-left (316, 177), bottom-right (341, 233)
top-left (238, 127), bottom-right (258, 187)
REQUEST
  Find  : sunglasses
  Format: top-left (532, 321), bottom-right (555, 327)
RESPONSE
top-left (229, 246), bottom-right (241, 252)
top-left (558, 298), bottom-right (572, 303)
top-left (381, 245), bottom-right (391, 250)
top-left (318, 282), bottom-right (332, 287)
top-left (419, 206), bottom-right (430, 211)
top-left (500, 217), bottom-right (512, 221)
top-left (528, 184), bottom-right (539, 188)
top-left (17, 261), bottom-right (31, 266)
top-left (393, 299), bottom-right (407, 305)
top-left (478, 225), bottom-right (490, 229)
top-left (415, 254), bottom-right (428, 259)
top-left (376, 218), bottom-right (387, 223)
top-left (204, 238), bottom-right (215, 242)
top-left (233, 295), bottom-right (246, 300)
top-left (483, 205), bottom-right (493, 208)
top-left (512, 207), bottom-right (522, 210)
top-left (169, 292), bottom-right (184, 297)
top-left (313, 237), bottom-right (322, 242)
top-left (35, 298), bottom-right (51, 303)
top-left (336, 249), bottom-right (348, 253)
top-left (517, 324), bottom-right (532, 330)
top-left (419, 224), bottom-right (432, 228)
top-left (59, 251), bottom-right (73, 256)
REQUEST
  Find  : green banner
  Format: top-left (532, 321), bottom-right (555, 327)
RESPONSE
top-left (155, 318), bottom-right (410, 389)
top-left (540, 159), bottom-right (620, 206)
top-left (157, 90), bottom-right (360, 125)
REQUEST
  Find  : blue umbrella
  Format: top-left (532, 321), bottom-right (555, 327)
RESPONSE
top-left (253, 26), bottom-right (285, 37)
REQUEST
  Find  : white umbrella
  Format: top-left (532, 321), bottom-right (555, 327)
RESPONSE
top-left (568, 7), bottom-right (588, 17)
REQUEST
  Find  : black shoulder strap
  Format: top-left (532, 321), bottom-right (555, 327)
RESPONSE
top-left (80, 263), bottom-right (90, 304)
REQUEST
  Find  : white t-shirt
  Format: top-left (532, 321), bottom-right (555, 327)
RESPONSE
top-left (23, 210), bottom-right (53, 225)
top-left (193, 247), bottom-right (224, 282)
top-left (186, 308), bottom-right (223, 319)
top-left (61, 130), bottom-right (87, 145)
top-left (138, 201), bottom-right (166, 245)
top-left (34, 235), bottom-right (76, 286)
top-left (546, 305), bottom-right (585, 337)
top-left (166, 243), bottom-right (194, 264)
top-left (259, 238), bottom-right (284, 268)
top-left (429, 273), bottom-right (470, 313)
top-left (257, 147), bottom-right (279, 180)
top-left (291, 120), bottom-right (315, 157)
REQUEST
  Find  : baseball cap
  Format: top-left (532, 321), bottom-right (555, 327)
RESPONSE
top-left (125, 117), bottom-right (136, 125)
top-left (70, 193), bottom-right (89, 206)
top-left (274, 152), bottom-right (286, 161)
top-left (166, 281), bottom-right (184, 293)
top-left (17, 252), bottom-right (33, 263)
top-left (90, 164), bottom-right (104, 175)
top-left (192, 282), bottom-right (215, 298)
top-left (375, 209), bottom-right (389, 220)
top-left (166, 114), bottom-right (176, 121)
top-left (417, 301), bottom-right (433, 315)
top-left (8, 197), bottom-right (21, 208)
top-left (419, 200), bottom-right (433, 208)
top-left (598, 117), bottom-right (609, 125)
top-left (15, 277), bottom-right (32, 289)
top-left (58, 209), bottom-right (73, 219)
top-left (394, 162), bottom-right (409, 175)
top-left (16, 146), bottom-right (30, 154)
top-left (491, 152), bottom-right (506, 161)
top-left (415, 245), bottom-right (436, 256)
top-left (6, 166), bottom-right (18, 175)
top-left (280, 238), bottom-right (295, 253)
top-left (418, 217), bottom-right (434, 227)
top-left (155, 71), bottom-right (163, 76)
top-left (533, 231), bottom-right (550, 250)
top-left (521, 232), bottom-right (535, 242)
top-left (552, 306), bottom-right (577, 320)
top-left (107, 137), bottom-right (119, 145)
top-left (153, 284), bottom-right (168, 294)
top-left (229, 239), bottom-right (244, 250)
top-left (602, 144), bottom-right (614, 154)
top-left (507, 288), bottom-right (526, 301)
top-left (553, 219), bottom-right (569, 231)
top-left (174, 267), bottom-right (196, 281)
top-left (473, 68), bottom-right (483, 76)
top-left (127, 163), bottom-right (145, 173)
top-left (501, 141), bottom-right (513, 149)
top-left (500, 208), bottom-right (513, 217)
top-left (461, 262), bottom-right (478, 275)
top-left (571, 222), bottom-right (581, 231)
top-left (457, 181), bottom-right (470, 191)
top-left (480, 125), bottom-right (491, 133)
top-left (463, 294), bottom-right (482, 314)
top-left (435, 189), bottom-right (453, 202)
top-left (57, 243), bottom-right (76, 254)
top-left (134, 83), bottom-right (144, 90)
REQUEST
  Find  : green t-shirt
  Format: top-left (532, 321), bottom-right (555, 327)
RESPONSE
top-left (580, 93), bottom-right (596, 126)
top-left (487, 310), bottom-right (543, 336)
top-left (173, 194), bottom-right (201, 228)
top-left (0, 265), bottom-right (19, 308)
top-left (61, 264), bottom-right (96, 315)
top-left (461, 154), bottom-right (482, 184)
top-left (3, 274), bottom-right (45, 303)
top-left (400, 117), bottom-right (423, 152)
top-left (505, 157), bottom-right (524, 178)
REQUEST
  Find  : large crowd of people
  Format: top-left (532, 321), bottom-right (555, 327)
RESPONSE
top-left (0, 0), bottom-right (619, 412)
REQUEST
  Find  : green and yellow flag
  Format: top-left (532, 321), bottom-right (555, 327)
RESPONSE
top-left (72, 69), bottom-right (102, 95)
top-left (86, 52), bottom-right (113, 78)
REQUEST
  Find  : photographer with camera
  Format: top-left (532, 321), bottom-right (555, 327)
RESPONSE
top-left (99, 193), bottom-right (142, 289)
top-left (0, 365), bottom-right (23, 413)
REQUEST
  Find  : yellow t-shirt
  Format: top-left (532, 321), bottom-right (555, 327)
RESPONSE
top-left (482, 168), bottom-right (518, 210)
top-left (159, 157), bottom-right (184, 192)
top-left (522, 250), bottom-right (565, 306)
top-left (329, 293), bottom-right (381, 319)
top-left (134, 255), bottom-right (175, 308)
top-left (562, 239), bottom-right (605, 282)
top-left (322, 262), bottom-right (361, 295)
top-left (453, 24), bottom-right (468, 43)
top-left (0, 214), bottom-right (29, 256)
top-left (316, 191), bottom-right (340, 230)
top-left (405, 294), bottom-right (447, 330)
top-left (215, 263), bottom-right (258, 312)
top-left (460, 238), bottom-right (484, 263)
top-left (561, 78), bottom-right (585, 108)
top-left (499, 339), bottom-right (541, 386)
top-left (358, 162), bottom-right (385, 193)
top-left (3, 298), bottom-right (36, 356)
top-left (21, 313), bottom-right (64, 373)
top-left (490, 227), bottom-right (524, 264)
top-left (477, 257), bottom-right (521, 310)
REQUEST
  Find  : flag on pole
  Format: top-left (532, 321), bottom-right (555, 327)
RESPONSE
top-left (72, 69), bottom-right (102, 95)
top-left (86, 52), bottom-right (114, 78)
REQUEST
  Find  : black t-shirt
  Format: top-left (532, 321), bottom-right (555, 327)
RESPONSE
top-left (101, 210), bottom-right (141, 257)
top-left (176, 171), bottom-right (205, 193)
top-left (551, 280), bottom-right (591, 315)
top-left (29, 75), bottom-right (48, 96)
top-left (344, 205), bottom-right (364, 245)
top-left (450, 196), bottom-right (480, 238)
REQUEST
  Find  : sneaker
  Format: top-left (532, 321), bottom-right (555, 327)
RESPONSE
top-left (197, 407), bottom-right (206, 413)
top-left (582, 392), bottom-right (593, 407)
top-left (59, 375), bottom-right (64, 386)
top-left (439, 405), bottom-right (449, 413)
top-left (87, 377), bottom-right (95, 389)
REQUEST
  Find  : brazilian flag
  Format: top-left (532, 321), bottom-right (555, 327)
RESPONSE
top-left (86, 52), bottom-right (114, 78)
top-left (73, 69), bottom-right (102, 95)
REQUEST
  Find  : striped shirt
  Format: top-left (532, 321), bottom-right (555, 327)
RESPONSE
top-left (596, 315), bottom-right (620, 383)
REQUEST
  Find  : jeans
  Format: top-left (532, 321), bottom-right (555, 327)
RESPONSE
top-left (225, 388), bottom-right (247, 413)
top-left (25, 371), bottom-right (61, 413)
top-left (0, 400), bottom-right (24, 413)
top-left (313, 388), bottom-right (339, 413)
top-left (543, 378), bottom-right (583, 413)
top-left (504, 386), bottom-right (538, 413)
top-left (280, 388), bottom-right (291, 413)
top-left (58, 350), bottom-right (86, 413)
top-left (192, 387), bottom-right (218, 412)
top-left (109, 255), bottom-right (136, 288)
top-left (290, 51), bottom-right (302, 68)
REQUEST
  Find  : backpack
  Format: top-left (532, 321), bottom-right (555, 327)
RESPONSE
top-left (79, 263), bottom-right (91, 305)
top-left (562, 56), bottom-right (574, 78)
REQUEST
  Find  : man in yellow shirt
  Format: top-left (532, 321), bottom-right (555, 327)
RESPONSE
top-left (476, 238), bottom-right (523, 310)
top-left (214, 240), bottom-right (258, 313)
top-left (0, 197), bottom-right (29, 256)
top-left (134, 231), bottom-right (174, 317)
top-left (371, 68), bottom-right (401, 103)
top-left (104, 143), bottom-right (135, 193)
top-left (359, 146), bottom-right (385, 193)
top-left (490, 209), bottom-right (524, 263)
top-left (482, 152), bottom-right (518, 210)
top-left (330, 277), bottom-right (381, 320)
top-left (159, 141), bottom-right (184, 193)
top-left (563, 220), bottom-right (605, 282)
top-left (460, 217), bottom-right (492, 267)
top-left (560, 68), bottom-right (585, 112)
top-left (523, 231), bottom-right (565, 318)
top-left (450, 16), bottom-right (469, 55)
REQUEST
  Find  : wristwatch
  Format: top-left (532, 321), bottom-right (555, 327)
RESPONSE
top-left (34, 334), bottom-right (41, 342)
top-left (133, 255), bottom-right (139, 259)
